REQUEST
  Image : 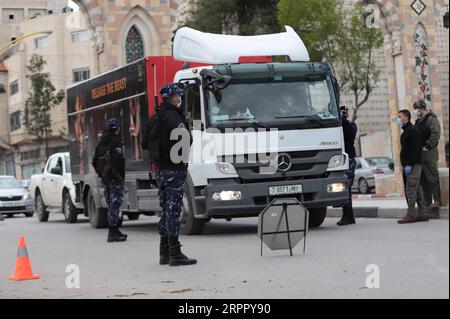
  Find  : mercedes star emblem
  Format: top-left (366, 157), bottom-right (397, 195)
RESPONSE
top-left (277, 154), bottom-right (292, 172)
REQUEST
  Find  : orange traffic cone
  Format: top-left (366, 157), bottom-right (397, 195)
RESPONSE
top-left (9, 236), bottom-right (40, 281)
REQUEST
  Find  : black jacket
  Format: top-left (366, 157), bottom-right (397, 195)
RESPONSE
top-left (342, 117), bottom-right (357, 159)
top-left (100, 130), bottom-right (125, 184)
top-left (155, 102), bottom-right (192, 171)
top-left (400, 122), bottom-right (422, 167)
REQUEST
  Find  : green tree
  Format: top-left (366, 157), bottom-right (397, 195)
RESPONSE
top-left (186, 0), bottom-right (281, 35)
top-left (337, 5), bottom-right (384, 122)
top-left (279, 0), bottom-right (383, 122)
top-left (278, 0), bottom-right (343, 62)
top-left (24, 54), bottom-right (65, 158)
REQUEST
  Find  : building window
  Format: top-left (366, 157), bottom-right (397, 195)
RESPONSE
top-left (6, 160), bottom-right (15, 177)
top-left (21, 163), bottom-right (41, 180)
top-left (125, 26), bottom-right (144, 64)
top-left (73, 68), bottom-right (90, 83)
top-left (10, 111), bottom-right (21, 132)
top-left (20, 149), bottom-right (41, 161)
top-left (71, 30), bottom-right (90, 43)
top-left (9, 14), bottom-right (14, 20)
top-left (9, 80), bottom-right (18, 95)
top-left (35, 36), bottom-right (49, 49)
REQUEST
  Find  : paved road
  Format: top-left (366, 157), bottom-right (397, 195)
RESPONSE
top-left (0, 214), bottom-right (448, 299)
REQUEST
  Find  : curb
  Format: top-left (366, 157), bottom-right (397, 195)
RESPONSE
top-left (352, 194), bottom-right (403, 200)
top-left (328, 207), bottom-right (449, 220)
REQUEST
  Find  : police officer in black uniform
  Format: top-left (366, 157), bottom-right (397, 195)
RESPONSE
top-left (338, 106), bottom-right (358, 226)
top-left (98, 118), bottom-right (127, 243)
top-left (156, 84), bottom-right (196, 267)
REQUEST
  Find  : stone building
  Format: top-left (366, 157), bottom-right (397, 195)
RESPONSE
top-left (0, 0), bottom-right (69, 49)
top-left (0, 11), bottom-right (95, 179)
top-left (72, 0), bottom-right (182, 73)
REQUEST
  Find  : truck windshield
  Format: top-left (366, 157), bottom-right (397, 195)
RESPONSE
top-left (206, 75), bottom-right (339, 130)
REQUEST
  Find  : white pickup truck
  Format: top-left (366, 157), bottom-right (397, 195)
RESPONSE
top-left (29, 152), bottom-right (83, 223)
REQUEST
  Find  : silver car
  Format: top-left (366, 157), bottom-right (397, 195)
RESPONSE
top-left (0, 176), bottom-right (34, 218)
top-left (352, 158), bottom-right (383, 194)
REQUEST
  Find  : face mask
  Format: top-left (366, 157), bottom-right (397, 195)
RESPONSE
top-left (176, 100), bottom-right (183, 108)
top-left (396, 118), bottom-right (403, 126)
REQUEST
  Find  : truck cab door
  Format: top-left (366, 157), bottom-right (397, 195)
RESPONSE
top-left (184, 82), bottom-right (203, 131)
top-left (43, 156), bottom-right (64, 207)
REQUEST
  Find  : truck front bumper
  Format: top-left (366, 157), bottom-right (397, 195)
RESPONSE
top-left (204, 173), bottom-right (349, 218)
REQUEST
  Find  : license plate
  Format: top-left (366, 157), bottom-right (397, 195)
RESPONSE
top-left (0, 202), bottom-right (19, 207)
top-left (269, 184), bottom-right (303, 196)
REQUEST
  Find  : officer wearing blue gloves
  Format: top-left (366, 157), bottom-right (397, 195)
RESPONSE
top-left (155, 84), bottom-right (196, 267)
top-left (397, 110), bottom-right (429, 224)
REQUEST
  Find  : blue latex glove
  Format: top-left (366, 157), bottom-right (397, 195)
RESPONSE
top-left (404, 165), bottom-right (413, 175)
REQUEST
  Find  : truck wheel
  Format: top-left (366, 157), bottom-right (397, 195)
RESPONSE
top-left (180, 191), bottom-right (205, 235)
top-left (35, 193), bottom-right (49, 222)
top-left (24, 212), bottom-right (34, 218)
top-left (308, 207), bottom-right (327, 228)
top-left (87, 189), bottom-right (108, 229)
top-left (127, 213), bottom-right (140, 221)
top-left (63, 192), bottom-right (78, 224)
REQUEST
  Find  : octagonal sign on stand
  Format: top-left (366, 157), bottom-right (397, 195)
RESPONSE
top-left (258, 198), bottom-right (309, 257)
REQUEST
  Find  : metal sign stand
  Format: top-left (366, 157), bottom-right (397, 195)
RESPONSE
top-left (260, 200), bottom-right (308, 257)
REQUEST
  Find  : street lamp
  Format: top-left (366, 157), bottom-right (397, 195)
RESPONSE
top-left (0, 30), bottom-right (53, 55)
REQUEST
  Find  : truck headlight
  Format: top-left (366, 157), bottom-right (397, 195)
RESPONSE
top-left (22, 193), bottom-right (32, 201)
top-left (212, 191), bottom-right (242, 201)
top-left (216, 162), bottom-right (237, 175)
top-left (328, 155), bottom-right (345, 169)
top-left (327, 183), bottom-right (347, 193)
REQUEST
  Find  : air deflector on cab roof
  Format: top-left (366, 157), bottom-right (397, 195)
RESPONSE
top-left (173, 26), bottom-right (310, 65)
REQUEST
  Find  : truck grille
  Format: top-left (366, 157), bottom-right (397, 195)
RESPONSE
top-left (0, 196), bottom-right (22, 201)
top-left (218, 149), bottom-right (341, 182)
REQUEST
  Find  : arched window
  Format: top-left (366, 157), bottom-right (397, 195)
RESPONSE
top-left (125, 25), bottom-right (144, 63)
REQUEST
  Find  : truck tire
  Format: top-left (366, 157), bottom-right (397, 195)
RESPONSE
top-left (180, 191), bottom-right (205, 235)
top-left (308, 207), bottom-right (327, 228)
top-left (127, 213), bottom-right (140, 221)
top-left (35, 193), bottom-right (49, 222)
top-left (87, 189), bottom-right (108, 229)
top-left (24, 212), bottom-right (34, 218)
top-left (62, 192), bottom-right (78, 224)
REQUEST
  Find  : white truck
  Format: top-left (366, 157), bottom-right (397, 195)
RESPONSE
top-left (29, 152), bottom-right (82, 223)
top-left (67, 26), bottom-right (350, 234)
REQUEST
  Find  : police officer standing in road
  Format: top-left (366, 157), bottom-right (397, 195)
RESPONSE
top-left (156, 84), bottom-right (196, 267)
top-left (413, 100), bottom-right (442, 208)
top-left (338, 106), bottom-right (358, 226)
top-left (93, 117), bottom-right (127, 243)
top-left (397, 110), bottom-right (429, 224)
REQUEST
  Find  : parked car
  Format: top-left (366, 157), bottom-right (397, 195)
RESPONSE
top-left (0, 176), bottom-right (34, 218)
top-left (20, 179), bottom-right (30, 190)
top-left (353, 158), bottom-right (387, 194)
top-left (365, 157), bottom-right (394, 175)
top-left (29, 152), bottom-right (82, 223)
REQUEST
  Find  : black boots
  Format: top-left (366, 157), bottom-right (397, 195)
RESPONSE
top-left (107, 227), bottom-right (127, 243)
top-left (337, 207), bottom-right (356, 226)
top-left (159, 236), bottom-right (170, 265)
top-left (166, 236), bottom-right (197, 267)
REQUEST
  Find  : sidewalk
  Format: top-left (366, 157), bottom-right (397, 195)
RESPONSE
top-left (328, 196), bottom-right (449, 220)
